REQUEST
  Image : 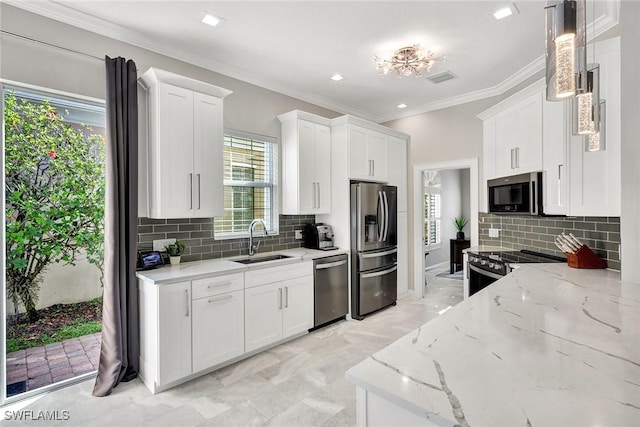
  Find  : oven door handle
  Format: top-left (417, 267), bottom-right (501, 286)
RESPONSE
top-left (469, 264), bottom-right (504, 281)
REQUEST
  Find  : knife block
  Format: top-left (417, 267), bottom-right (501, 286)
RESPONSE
top-left (566, 245), bottom-right (607, 269)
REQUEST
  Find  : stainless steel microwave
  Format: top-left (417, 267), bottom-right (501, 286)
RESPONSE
top-left (488, 172), bottom-right (543, 215)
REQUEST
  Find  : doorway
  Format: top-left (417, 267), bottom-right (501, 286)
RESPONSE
top-left (412, 158), bottom-right (479, 299)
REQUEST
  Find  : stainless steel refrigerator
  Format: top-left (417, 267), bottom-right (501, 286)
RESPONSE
top-left (350, 182), bottom-right (397, 320)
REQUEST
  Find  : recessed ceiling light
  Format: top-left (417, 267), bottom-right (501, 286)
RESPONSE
top-left (397, 103), bottom-right (407, 109)
top-left (202, 13), bottom-right (224, 27)
top-left (493, 4), bottom-right (518, 20)
top-left (330, 74), bottom-right (344, 81)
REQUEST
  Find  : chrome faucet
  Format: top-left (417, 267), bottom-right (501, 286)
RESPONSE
top-left (248, 219), bottom-right (268, 256)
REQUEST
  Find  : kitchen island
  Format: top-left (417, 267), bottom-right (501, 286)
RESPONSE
top-left (346, 264), bottom-right (639, 427)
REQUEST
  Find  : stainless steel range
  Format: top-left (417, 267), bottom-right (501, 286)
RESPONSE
top-left (465, 249), bottom-right (565, 298)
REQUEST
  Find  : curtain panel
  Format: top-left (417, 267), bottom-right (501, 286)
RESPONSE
top-left (93, 56), bottom-right (139, 397)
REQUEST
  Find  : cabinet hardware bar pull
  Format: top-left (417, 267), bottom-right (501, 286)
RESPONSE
top-left (207, 282), bottom-right (232, 289)
top-left (197, 173), bottom-right (201, 209)
top-left (372, 160), bottom-right (375, 176)
top-left (317, 183), bottom-right (320, 209)
top-left (278, 288), bottom-right (283, 309)
top-left (185, 289), bottom-right (189, 317)
top-left (558, 164), bottom-right (562, 180)
top-left (208, 294), bottom-right (233, 303)
top-left (510, 149), bottom-right (514, 169)
top-left (516, 147), bottom-right (520, 168)
top-left (189, 173), bottom-right (193, 209)
top-left (284, 286), bottom-right (289, 308)
top-left (312, 182), bottom-right (316, 209)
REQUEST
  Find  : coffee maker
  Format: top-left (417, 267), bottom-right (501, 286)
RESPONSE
top-left (303, 223), bottom-right (337, 250)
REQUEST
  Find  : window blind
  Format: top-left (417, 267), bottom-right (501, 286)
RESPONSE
top-left (214, 132), bottom-right (278, 237)
top-left (424, 193), bottom-right (442, 246)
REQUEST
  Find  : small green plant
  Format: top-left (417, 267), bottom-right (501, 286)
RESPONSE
top-left (453, 217), bottom-right (469, 232)
top-left (164, 240), bottom-right (186, 256)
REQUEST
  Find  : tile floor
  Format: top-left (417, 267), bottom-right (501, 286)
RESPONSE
top-left (5, 268), bottom-right (462, 426)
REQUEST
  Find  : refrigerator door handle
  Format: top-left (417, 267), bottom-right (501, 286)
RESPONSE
top-left (360, 248), bottom-right (398, 259)
top-left (377, 190), bottom-right (385, 242)
top-left (361, 264), bottom-right (397, 279)
top-left (382, 191), bottom-right (389, 241)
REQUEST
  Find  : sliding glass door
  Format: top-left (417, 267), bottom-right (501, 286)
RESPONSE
top-left (2, 84), bottom-right (105, 404)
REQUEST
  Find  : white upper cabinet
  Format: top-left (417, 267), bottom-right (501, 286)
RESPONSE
top-left (387, 136), bottom-right (408, 211)
top-left (139, 68), bottom-right (232, 219)
top-left (492, 90), bottom-right (543, 178)
top-left (279, 111), bottom-right (332, 214)
top-left (542, 98), bottom-right (568, 215)
top-left (349, 125), bottom-right (389, 182)
top-left (567, 37), bottom-right (621, 216)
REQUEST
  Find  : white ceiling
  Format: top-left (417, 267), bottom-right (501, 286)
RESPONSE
top-left (6, 1), bottom-right (620, 122)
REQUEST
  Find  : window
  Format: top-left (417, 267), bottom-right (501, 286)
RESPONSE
top-left (214, 130), bottom-right (278, 239)
top-left (424, 192), bottom-right (442, 248)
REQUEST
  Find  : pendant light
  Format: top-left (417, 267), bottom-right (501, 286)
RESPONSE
top-left (545, 0), bottom-right (587, 101)
top-left (586, 100), bottom-right (606, 151)
top-left (573, 63), bottom-right (600, 135)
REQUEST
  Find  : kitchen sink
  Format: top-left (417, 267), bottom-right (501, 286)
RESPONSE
top-left (233, 254), bottom-right (293, 264)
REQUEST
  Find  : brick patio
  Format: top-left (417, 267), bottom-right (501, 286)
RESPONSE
top-left (6, 332), bottom-right (101, 393)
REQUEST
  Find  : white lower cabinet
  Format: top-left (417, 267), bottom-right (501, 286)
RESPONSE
top-left (157, 281), bottom-right (192, 386)
top-left (244, 282), bottom-right (284, 352)
top-left (192, 289), bottom-right (244, 372)
top-left (245, 262), bottom-right (314, 353)
top-left (139, 262), bottom-right (314, 393)
top-left (281, 275), bottom-right (314, 337)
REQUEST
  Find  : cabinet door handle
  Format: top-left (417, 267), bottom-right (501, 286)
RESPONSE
top-left (278, 288), bottom-right (283, 309)
top-left (510, 149), bottom-right (514, 169)
top-left (185, 289), bottom-right (190, 317)
top-left (197, 173), bottom-right (201, 209)
top-left (284, 286), bottom-right (289, 308)
top-left (189, 173), bottom-right (193, 209)
top-left (372, 160), bottom-right (375, 176)
top-left (516, 147), bottom-right (520, 168)
top-left (312, 182), bottom-right (316, 209)
top-left (207, 281), bottom-right (232, 289)
top-left (208, 294), bottom-right (233, 303)
top-left (316, 183), bottom-right (320, 209)
top-left (558, 164), bottom-right (564, 207)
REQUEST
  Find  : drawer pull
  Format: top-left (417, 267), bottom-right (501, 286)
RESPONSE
top-left (207, 281), bottom-right (232, 289)
top-left (208, 294), bottom-right (233, 303)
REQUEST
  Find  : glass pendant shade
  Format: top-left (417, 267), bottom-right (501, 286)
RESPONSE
top-left (586, 100), bottom-right (606, 152)
top-left (573, 64), bottom-right (600, 135)
top-left (545, 0), bottom-right (587, 101)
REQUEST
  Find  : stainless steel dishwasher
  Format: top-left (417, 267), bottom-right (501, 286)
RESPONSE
top-left (313, 254), bottom-right (349, 328)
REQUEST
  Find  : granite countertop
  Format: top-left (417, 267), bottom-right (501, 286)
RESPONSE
top-left (346, 264), bottom-right (639, 427)
top-left (136, 247), bottom-right (349, 284)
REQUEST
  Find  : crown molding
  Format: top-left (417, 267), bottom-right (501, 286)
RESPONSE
top-left (4, 0), bottom-right (619, 125)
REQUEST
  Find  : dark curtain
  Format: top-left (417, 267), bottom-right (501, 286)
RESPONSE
top-left (93, 56), bottom-right (139, 397)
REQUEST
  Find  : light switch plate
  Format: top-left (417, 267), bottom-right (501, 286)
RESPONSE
top-left (153, 238), bottom-right (176, 251)
top-left (294, 230), bottom-right (303, 240)
top-left (488, 228), bottom-right (500, 238)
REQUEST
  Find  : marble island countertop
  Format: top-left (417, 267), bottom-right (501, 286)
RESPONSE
top-left (136, 247), bottom-right (348, 284)
top-left (346, 264), bottom-right (640, 427)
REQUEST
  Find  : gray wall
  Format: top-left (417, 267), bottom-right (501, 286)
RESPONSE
top-left (478, 214), bottom-right (621, 270)
top-left (0, 4), bottom-right (341, 138)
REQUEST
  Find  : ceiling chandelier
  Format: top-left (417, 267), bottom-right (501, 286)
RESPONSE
top-left (374, 45), bottom-right (439, 78)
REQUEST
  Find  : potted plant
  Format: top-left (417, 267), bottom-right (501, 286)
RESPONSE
top-left (453, 217), bottom-right (469, 240)
top-left (164, 240), bottom-right (186, 265)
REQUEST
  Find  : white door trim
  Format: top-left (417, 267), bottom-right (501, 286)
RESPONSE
top-left (413, 158), bottom-right (479, 299)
